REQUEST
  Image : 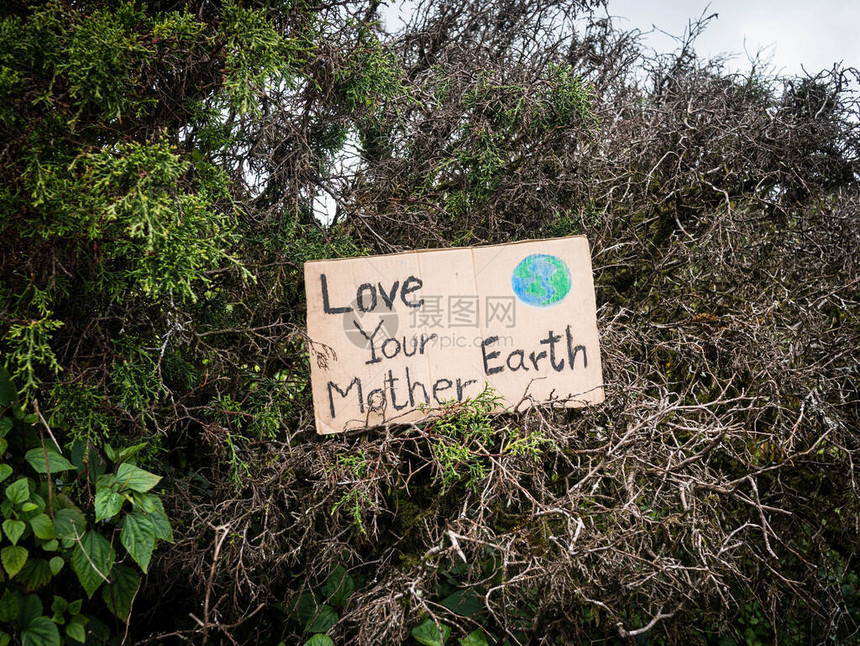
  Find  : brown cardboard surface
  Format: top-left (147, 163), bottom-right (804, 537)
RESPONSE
top-left (304, 236), bottom-right (604, 434)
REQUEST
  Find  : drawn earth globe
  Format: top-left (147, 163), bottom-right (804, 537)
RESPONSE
top-left (511, 254), bottom-right (572, 307)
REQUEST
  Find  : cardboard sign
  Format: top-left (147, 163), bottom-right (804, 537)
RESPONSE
top-left (305, 236), bottom-right (604, 434)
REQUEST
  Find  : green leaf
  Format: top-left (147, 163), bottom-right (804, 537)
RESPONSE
top-left (294, 591), bottom-right (319, 624)
top-left (116, 443), bottom-right (148, 463)
top-left (21, 616), bottom-right (61, 646)
top-left (120, 512), bottom-right (155, 573)
top-left (95, 474), bottom-right (116, 490)
top-left (65, 624), bottom-right (85, 643)
top-left (2, 545), bottom-right (28, 577)
top-left (0, 631), bottom-right (9, 646)
top-left (41, 539), bottom-right (58, 552)
top-left (85, 616), bottom-right (109, 642)
top-left (68, 599), bottom-right (82, 615)
top-left (132, 491), bottom-right (159, 513)
top-left (0, 465), bottom-right (11, 483)
top-left (0, 365), bottom-right (16, 408)
top-left (17, 558), bottom-right (53, 591)
top-left (460, 629), bottom-right (489, 646)
top-left (17, 594), bottom-right (42, 628)
top-left (94, 489), bottom-right (124, 522)
top-left (6, 478), bottom-right (31, 505)
top-left (49, 556), bottom-right (64, 575)
top-left (71, 531), bottom-right (114, 598)
top-left (3, 519), bottom-right (26, 545)
top-left (29, 514), bottom-right (54, 540)
top-left (0, 439), bottom-right (7, 455)
top-left (116, 463), bottom-right (161, 493)
top-left (102, 564), bottom-right (139, 621)
top-left (134, 493), bottom-right (172, 541)
top-left (103, 444), bottom-right (117, 463)
top-left (148, 510), bottom-right (173, 542)
top-left (324, 565), bottom-right (355, 609)
top-left (303, 636), bottom-right (334, 646)
top-left (20, 503), bottom-right (38, 512)
top-left (305, 605), bottom-right (338, 633)
top-left (412, 619), bottom-right (451, 646)
top-left (24, 447), bottom-right (75, 474)
top-left (439, 588), bottom-right (485, 617)
top-left (50, 595), bottom-right (67, 617)
top-left (54, 508), bottom-right (87, 542)
top-left (0, 589), bottom-right (18, 622)
top-left (0, 418), bottom-right (12, 438)
top-left (65, 616), bottom-right (87, 643)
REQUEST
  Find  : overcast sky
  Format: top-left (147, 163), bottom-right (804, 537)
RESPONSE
top-left (605, 0), bottom-right (860, 76)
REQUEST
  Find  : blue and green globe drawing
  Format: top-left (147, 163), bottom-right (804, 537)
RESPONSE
top-left (511, 254), bottom-right (572, 307)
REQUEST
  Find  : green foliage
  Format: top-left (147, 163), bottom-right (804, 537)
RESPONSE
top-left (46, 384), bottom-right (109, 447)
top-left (1, 1), bottom-right (858, 644)
top-left (220, 1), bottom-right (296, 115)
top-left (335, 27), bottom-right (406, 113)
top-left (411, 618), bottom-right (451, 646)
top-left (0, 368), bottom-right (171, 644)
top-left (429, 386), bottom-right (552, 491)
top-left (288, 566), bottom-right (355, 641)
top-left (4, 318), bottom-right (63, 403)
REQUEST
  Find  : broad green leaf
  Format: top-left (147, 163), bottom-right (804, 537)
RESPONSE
top-left (120, 512), bottom-right (155, 573)
top-left (65, 617), bottom-right (86, 644)
top-left (95, 474), bottom-right (116, 490)
top-left (3, 519), bottom-right (26, 545)
top-left (116, 463), bottom-right (161, 493)
top-left (102, 564), bottom-right (139, 621)
top-left (29, 514), bottom-right (54, 540)
top-left (0, 366), bottom-right (15, 408)
top-left (324, 565), bottom-right (355, 609)
top-left (133, 492), bottom-right (159, 513)
top-left (41, 539), bottom-right (58, 552)
top-left (303, 636), bottom-right (334, 646)
top-left (24, 448), bottom-right (75, 474)
top-left (21, 616), bottom-right (60, 646)
top-left (84, 616), bottom-right (109, 642)
top-left (134, 493), bottom-right (172, 540)
top-left (24, 493), bottom-right (44, 513)
top-left (50, 595), bottom-right (67, 618)
top-left (2, 545), bottom-right (28, 577)
top-left (103, 444), bottom-right (117, 463)
top-left (94, 489), bottom-right (123, 522)
top-left (0, 439), bottom-right (7, 455)
top-left (305, 605), bottom-right (338, 633)
top-left (148, 510), bottom-right (173, 542)
top-left (0, 589), bottom-right (18, 622)
top-left (49, 556), bottom-right (64, 575)
top-left (294, 591), bottom-right (319, 624)
top-left (412, 618), bottom-right (451, 646)
top-left (459, 629), bottom-right (489, 646)
top-left (17, 558), bottom-right (52, 591)
top-left (54, 508), bottom-right (87, 542)
top-left (0, 418), bottom-right (12, 438)
top-left (116, 443), bottom-right (148, 463)
top-left (440, 588), bottom-right (486, 617)
top-left (0, 631), bottom-right (9, 646)
top-left (0, 465), bottom-right (11, 483)
top-left (5, 478), bottom-right (30, 505)
top-left (17, 594), bottom-right (42, 628)
top-left (68, 599), bottom-right (82, 615)
top-left (71, 531), bottom-right (114, 598)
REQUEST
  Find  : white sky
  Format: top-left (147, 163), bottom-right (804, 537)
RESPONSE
top-left (605, 0), bottom-right (860, 76)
